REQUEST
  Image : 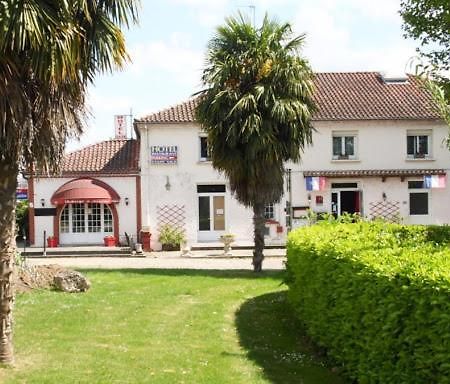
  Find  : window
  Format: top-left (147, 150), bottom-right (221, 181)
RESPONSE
top-left (199, 136), bottom-right (211, 161)
top-left (264, 203), bottom-right (274, 219)
top-left (72, 203), bottom-right (85, 233)
top-left (332, 132), bottom-right (357, 159)
top-left (60, 206), bottom-right (70, 233)
top-left (407, 131), bottom-right (431, 158)
top-left (103, 205), bottom-right (113, 233)
top-left (87, 203), bottom-right (101, 233)
top-left (408, 180), bottom-right (429, 215)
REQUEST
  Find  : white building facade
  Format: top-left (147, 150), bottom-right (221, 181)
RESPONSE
top-left (29, 140), bottom-right (141, 247)
top-left (135, 72), bottom-right (449, 250)
top-left (29, 72), bottom-right (450, 249)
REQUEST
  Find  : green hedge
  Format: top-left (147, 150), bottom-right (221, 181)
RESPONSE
top-left (286, 221), bottom-right (450, 384)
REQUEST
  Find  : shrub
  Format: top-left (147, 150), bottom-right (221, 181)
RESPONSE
top-left (286, 221), bottom-right (450, 384)
top-left (158, 224), bottom-right (185, 250)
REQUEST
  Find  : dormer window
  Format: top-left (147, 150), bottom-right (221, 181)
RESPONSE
top-left (332, 132), bottom-right (357, 160)
top-left (407, 131), bottom-right (431, 159)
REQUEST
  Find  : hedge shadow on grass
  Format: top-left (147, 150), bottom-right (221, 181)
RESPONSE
top-left (234, 291), bottom-right (347, 384)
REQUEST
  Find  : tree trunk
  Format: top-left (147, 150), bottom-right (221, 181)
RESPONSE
top-left (252, 202), bottom-right (266, 272)
top-left (0, 159), bottom-right (18, 365)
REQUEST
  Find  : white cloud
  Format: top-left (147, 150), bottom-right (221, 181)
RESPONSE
top-left (128, 35), bottom-right (204, 87)
top-left (292, 0), bottom-right (416, 76)
top-left (168, 0), bottom-right (229, 27)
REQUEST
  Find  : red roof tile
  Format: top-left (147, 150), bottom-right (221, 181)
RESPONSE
top-left (60, 139), bottom-right (139, 175)
top-left (136, 72), bottom-right (440, 123)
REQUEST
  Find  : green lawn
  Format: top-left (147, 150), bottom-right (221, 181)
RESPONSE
top-left (2, 269), bottom-right (346, 383)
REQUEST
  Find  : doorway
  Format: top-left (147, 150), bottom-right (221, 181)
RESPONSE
top-left (331, 183), bottom-right (362, 217)
top-left (197, 185), bottom-right (226, 241)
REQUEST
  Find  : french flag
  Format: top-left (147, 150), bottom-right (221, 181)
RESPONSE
top-left (424, 175), bottom-right (446, 189)
top-left (305, 176), bottom-right (326, 191)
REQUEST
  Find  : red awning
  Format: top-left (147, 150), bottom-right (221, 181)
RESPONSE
top-left (51, 178), bottom-right (120, 205)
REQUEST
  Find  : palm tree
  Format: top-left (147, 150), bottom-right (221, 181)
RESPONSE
top-left (196, 14), bottom-right (315, 272)
top-left (0, 0), bottom-right (139, 364)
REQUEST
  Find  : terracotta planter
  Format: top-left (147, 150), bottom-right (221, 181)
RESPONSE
top-left (47, 237), bottom-right (58, 248)
top-left (104, 237), bottom-right (116, 247)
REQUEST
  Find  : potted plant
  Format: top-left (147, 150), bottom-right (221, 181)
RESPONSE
top-left (47, 235), bottom-right (58, 248)
top-left (219, 233), bottom-right (235, 256)
top-left (158, 224), bottom-right (185, 251)
top-left (103, 235), bottom-right (117, 247)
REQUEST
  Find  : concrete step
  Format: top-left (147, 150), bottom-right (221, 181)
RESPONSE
top-left (21, 246), bottom-right (134, 258)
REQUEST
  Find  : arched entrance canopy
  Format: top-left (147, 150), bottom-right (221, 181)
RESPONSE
top-left (51, 178), bottom-right (120, 205)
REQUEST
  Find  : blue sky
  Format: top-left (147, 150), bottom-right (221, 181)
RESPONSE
top-left (67, 0), bottom-right (420, 151)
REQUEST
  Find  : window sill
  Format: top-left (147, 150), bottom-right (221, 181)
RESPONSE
top-left (331, 159), bottom-right (360, 163)
top-left (198, 160), bottom-right (212, 164)
top-left (405, 158), bottom-right (435, 162)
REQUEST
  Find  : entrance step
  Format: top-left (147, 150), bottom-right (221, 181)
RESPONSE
top-left (21, 246), bottom-right (141, 258)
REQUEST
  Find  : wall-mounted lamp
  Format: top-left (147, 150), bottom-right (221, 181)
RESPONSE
top-left (40, 198), bottom-right (45, 207)
top-left (382, 192), bottom-right (387, 201)
top-left (125, 197), bottom-right (129, 206)
top-left (165, 176), bottom-right (171, 191)
top-left (307, 194), bottom-right (311, 204)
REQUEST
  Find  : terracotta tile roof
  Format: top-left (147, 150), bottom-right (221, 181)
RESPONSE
top-left (312, 72), bottom-right (438, 121)
top-left (136, 72), bottom-right (440, 123)
top-left (303, 169), bottom-right (446, 178)
top-left (60, 139), bottom-right (139, 175)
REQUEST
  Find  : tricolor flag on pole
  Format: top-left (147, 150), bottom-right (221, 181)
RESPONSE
top-left (305, 176), bottom-right (326, 191)
top-left (423, 175), bottom-right (446, 189)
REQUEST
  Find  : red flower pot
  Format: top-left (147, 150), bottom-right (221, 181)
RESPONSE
top-left (47, 237), bottom-right (58, 248)
top-left (104, 236), bottom-right (116, 247)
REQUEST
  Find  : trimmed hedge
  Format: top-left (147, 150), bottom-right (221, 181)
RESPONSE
top-left (286, 221), bottom-right (450, 384)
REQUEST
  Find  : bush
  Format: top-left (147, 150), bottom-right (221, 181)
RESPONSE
top-left (16, 200), bottom-right (29, 240)
top-left (286, 221), bottom-right (450, 384)
top-left (158, 224), bottom-right (185, 251)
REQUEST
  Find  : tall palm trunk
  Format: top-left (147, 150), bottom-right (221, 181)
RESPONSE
top-left (0, 159), bottom-right (18, 365)
top-left (252, 201), bottom-right (265, 272)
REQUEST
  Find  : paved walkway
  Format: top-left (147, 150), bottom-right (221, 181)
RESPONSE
top-left (24, 249), bottom-right (287, 270)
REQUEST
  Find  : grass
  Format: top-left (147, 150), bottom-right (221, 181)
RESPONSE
top-left (2, 269), bottom-right (346, 383)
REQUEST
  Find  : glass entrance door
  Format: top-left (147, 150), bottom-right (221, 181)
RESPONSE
top-left (198, 194), bottom-right (226, 241)
top-left (59, 203), bottom-right (114, 245)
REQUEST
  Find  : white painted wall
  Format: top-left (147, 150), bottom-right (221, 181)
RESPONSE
top-left (139, 118), bottom-right (450, 248)
top-left (139, 123), bottom-right (263, 249)
top-left (287, 119), bottom-right (450, 225)
top-left (32, 176), bottom-right (138, 247)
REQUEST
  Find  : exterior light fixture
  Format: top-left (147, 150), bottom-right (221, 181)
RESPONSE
top-left (40, 198), bottom-right (45, 207)
top-left (165, 176), bottom-right (171, 191)
top-left (125, 197), bottom-right (129, 206)
top-left (307, 194), bottom-right (311, 205)
top-left (382, 192), bottom-right (387, 201)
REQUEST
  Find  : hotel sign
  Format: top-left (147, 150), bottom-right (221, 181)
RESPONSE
top-left (151, 145), bottom-right (178, 164)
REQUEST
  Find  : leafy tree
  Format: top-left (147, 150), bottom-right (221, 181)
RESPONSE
top-left (0, 0), bottom-right (138, 364)
top-left (400, 0), bottom-right (450, 96)
top-left (196, 14), bottom-right (315, 272)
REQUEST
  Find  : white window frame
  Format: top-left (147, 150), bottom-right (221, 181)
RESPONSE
top-left (406, 130), bottom-right (432, 159)
top-left (332, 131), bottom-right (358, 160)
top-left (408, 180), bottom-right (429, 216)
